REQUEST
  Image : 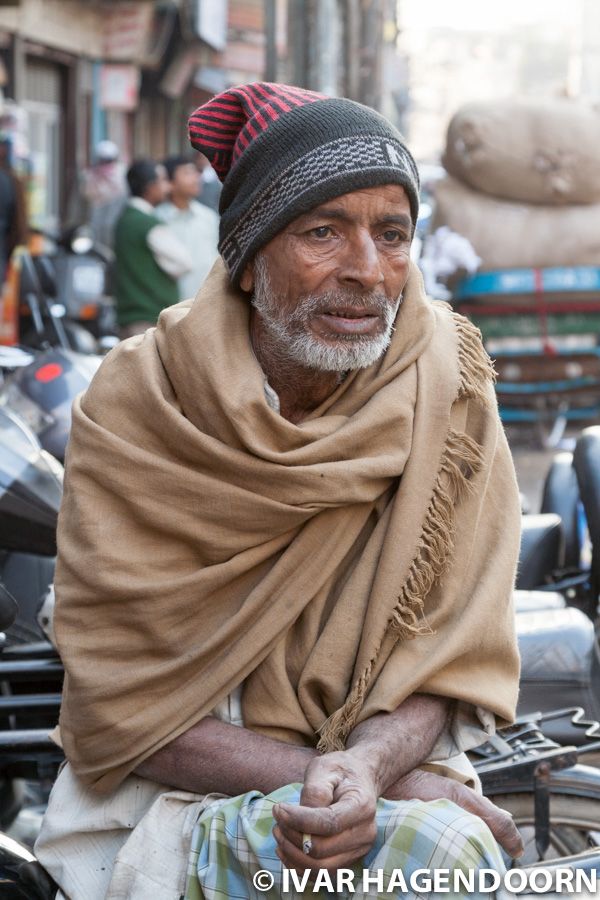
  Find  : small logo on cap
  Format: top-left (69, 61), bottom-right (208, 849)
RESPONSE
top-left (386, 143), bottom-right (401, 166)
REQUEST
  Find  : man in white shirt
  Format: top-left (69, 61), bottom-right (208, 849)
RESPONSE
top-left (156, 155), bottom-right (219, 300)
top-left (114, 159), bottom-right (193, 339)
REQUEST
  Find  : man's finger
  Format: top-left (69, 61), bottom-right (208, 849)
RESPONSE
top-left (273, 819), bottom-right (304, 850)
top-left (388, 771), bottom-right (524, 859)
top-left (273, 825), bottom-right (372, 874)
top-left (274, 816), bottom-right (377, 861)
top-left (274, 792), bottom-right (373, 837)
top-left (300, 779), bottom-right (335, 809)
top-left (440, 781), bottom-right (521, 856)
top-left (450, 787), bottom-right (524, 859)
top-left (298, 753), bottom-right (351, 809)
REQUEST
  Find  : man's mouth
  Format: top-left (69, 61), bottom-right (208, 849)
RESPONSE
top-left (315, 308), bottom-right (381, 335)
top-left (325, 308), bottom-right (375, 318)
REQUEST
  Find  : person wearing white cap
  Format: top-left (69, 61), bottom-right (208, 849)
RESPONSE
top-left (81, 140), bottom-right (127, 248)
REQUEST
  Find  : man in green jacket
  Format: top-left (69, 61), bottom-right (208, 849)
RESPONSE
top-left (114, 159), bottom-right (192, 339)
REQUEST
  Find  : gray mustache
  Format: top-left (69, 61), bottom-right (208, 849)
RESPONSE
top-left (293, 291), bottom-right (397, 317)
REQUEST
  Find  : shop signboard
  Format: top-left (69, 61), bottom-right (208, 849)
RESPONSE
top-left (100, 64), bottom-right (140, 112)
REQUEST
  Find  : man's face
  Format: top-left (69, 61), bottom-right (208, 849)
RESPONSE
top-left (145, 165), bottom-right (170, 206)
top-left (171, 162), bottom-right (201, 200)
top-left (243, 184), bottom-right (413, 372)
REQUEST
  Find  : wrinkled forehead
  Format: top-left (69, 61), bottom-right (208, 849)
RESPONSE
top-left (286, 184), bottom-right (413, 229)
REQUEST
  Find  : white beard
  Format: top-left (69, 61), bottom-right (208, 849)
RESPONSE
top-left (251, 255), bottom-right (401, 373)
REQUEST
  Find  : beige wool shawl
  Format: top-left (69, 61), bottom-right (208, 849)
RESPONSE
top-left (55, 259), bottom-right (521, 794)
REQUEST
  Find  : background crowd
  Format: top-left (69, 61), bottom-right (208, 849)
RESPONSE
top-left (82, 146), bottom-right (220, 339)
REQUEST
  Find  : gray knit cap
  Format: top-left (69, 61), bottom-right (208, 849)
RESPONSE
top-left (189, 82), bottom-right (420, 286)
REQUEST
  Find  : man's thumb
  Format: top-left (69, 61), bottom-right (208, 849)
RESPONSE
top-left (300, 773), bottom-right (334, 808)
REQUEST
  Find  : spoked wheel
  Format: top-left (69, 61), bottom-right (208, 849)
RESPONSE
top-left (492, 793), bottom-right (600, 865)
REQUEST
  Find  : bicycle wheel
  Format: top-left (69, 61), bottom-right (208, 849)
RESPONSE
top-left (492, 792), bottom-right (600, 865)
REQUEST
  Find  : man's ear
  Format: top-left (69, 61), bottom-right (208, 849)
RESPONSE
top-left (239, 261), bottom-right (254, 293)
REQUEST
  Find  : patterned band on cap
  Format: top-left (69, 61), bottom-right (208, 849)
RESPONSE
top-left (220, 134), bottom-right (417, 278)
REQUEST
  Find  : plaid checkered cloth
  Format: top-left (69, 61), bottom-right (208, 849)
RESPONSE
top-left (184, 783), bottom-right (505, 899)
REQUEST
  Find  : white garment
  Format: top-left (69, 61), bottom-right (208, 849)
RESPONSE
top-left (36, 694), bottom-right (240, 900)
top-left (37, 764), bottom-right (219, 900)
top-left (128, 197), bottom-right (193, 280)
top-left (155, 200), bottom-right (219, 300)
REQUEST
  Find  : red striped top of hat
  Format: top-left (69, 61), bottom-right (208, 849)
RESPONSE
top-left (188, 82), bottom-right (326, 182)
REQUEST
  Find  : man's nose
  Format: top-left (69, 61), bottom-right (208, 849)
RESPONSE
top-left (337, 233), bottom-right (384, 292)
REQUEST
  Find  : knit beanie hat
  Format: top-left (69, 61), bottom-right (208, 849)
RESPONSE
top-left (188, 82), bottom-right (420, 287)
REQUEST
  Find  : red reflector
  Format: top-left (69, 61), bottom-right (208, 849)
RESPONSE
top-left (35, 363), bottom-right (64, 383)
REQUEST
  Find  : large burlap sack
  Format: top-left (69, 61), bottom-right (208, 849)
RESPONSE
top-left (444, 100), bottom-right (600, 205)
top-left (432, 177), bottom-right (600, 270)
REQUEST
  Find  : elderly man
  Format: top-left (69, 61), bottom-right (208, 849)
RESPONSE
top-left (36, 83), bottom-right (522, 899)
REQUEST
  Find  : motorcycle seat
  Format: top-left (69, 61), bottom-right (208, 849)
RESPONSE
top-left (16, 859), bottom-right (58, 899)
top-left (517, 605), bottom-right (600, 741)
top-left (513, 590), bottom-right (566, 613)
top-left (541, 451), bottom-right (581, 568)
top-left (517, 513), bottom-right (564, 590)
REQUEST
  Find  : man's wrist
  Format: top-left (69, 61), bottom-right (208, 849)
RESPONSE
top-left (344, 696), bottom-right (453, 795)
top-left (342, 743), bottom-right (387, 796)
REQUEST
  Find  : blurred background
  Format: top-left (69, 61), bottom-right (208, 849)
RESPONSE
top-left (0, 0), bottom-right (597, 230)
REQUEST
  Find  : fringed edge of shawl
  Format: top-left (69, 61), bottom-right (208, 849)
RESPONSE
top-left (317, 313), bottom-right (494, 753)
top-left (317, 428), bottom-right (485, 752)
top-left (452, 312), bottom-right (496, 404)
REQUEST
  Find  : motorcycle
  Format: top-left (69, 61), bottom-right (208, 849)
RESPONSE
top-left (0, 343), bottom-right (100, 649)
top-left (0, 409), bottom-right (62, 896)
top-left (514, 426), bottom-right (600, 759)
top-left (0, 343), bottom-right (101, 464)
top-left (0, 403), bottom-right (61, 648)
top-left (0, 582), bottom-right (61, 899)
top-left (16, 228), bottom-right (118, 356)
top-left (473, 709), bottom-right (600, 866)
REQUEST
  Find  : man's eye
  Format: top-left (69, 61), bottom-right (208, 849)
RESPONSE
top-left (310, 226), bottom-right (333, 238)
top-left (381, 230), bottom-right (405, 243)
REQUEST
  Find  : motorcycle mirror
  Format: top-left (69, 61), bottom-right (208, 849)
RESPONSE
top-left (70, 225), bottom-right (94, 255)
top-left (71, 235), bottom-right (94, 254)
top-left (0, 347), bottom-right (35, 369)
top-left (98, 335), bottom-right (120, 353)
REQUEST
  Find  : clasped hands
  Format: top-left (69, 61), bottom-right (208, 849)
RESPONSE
top-left (272, 749), bottom-right (524, 875)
